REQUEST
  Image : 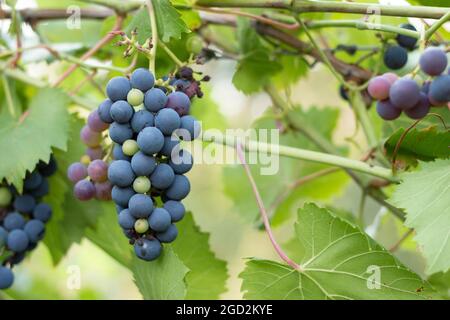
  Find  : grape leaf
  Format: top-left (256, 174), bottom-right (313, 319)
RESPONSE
top-left (0, 88), bottom-right (70, 192)
top-left (428, 271), bottom-right (450, 299)
top-left (240, 203), bottom-right (438, 299)
top-left (390, 159), bottom-right (450, 275)
top-left (384, 126), bottom-right (450, 163)
top-left (173, 213), bottom-right (228, 299)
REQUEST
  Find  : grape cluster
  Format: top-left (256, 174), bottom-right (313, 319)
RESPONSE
top-left (369, 47), bottom-right (449, 120)
top-left (383, 23), bottom-right (417, 70)
top-left (102, 68), bottom-right (200, 261)
top-left (67, 108), bottom-right (112, 201)
top-left (0, 158), bottom-right (57, 289)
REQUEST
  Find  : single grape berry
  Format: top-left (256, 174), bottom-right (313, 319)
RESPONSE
top-left (0, 187), bottom-right (12, 207)
top-left (24, 220), bottom-right (45, 243)
top-left (80, 125), bottom-right (102, 147)
top-left (134, 238), bottom-right (162, 261)
top-left (382, 72), bottom-right (398, 85)
top-left (110, 101), bottom-right (134, 124)
top-left (67, 162), bottom-right (88, 182)
top-left (155, 108), bottom-right (181, 135)
top-left (405, 92), bottom-right (430, 119)
top-left (367, 76), bottom-right (391, 100)
top-left (118, 209), bottom-right (136, 229)
top-left (128, 194), bottom-right (154, 218)
top-left (164, 200), bottom-right (185, 222)
top-left (419, 47), bottom-right (448, 76)
top-left (74, 180), bottom-right (96, 201)
top-left (396, 23), bottom-right (418, 50)
top-left (7, 229), bottom-right (29, 252)
top-left (95, 181), bottom-right (113, 200)
top-left (137, 127), bottom-right (165, 155)
top-left (166, 91), bottom-right (191, 116)
top-left (109, 122), bottom-right (134, 144)
top-left (106, 77), bottom-right (131, 102)
top-left (384, 46), bottom-right (408, 70)
top-left (13, 195), bottom-right (36, 213)
top-left (30, 179), bottom-right (49, 199)
top-left (131, 152), bottom-right (157, 176)
top-left (0, 267), bottom-right (14, 289)
top-left (130, 68), bottom-right (155, 92)
top-left (134, 218), bottom-right (149, 234)
top-left (376, 99), bottom-right (402, 120)
top-left (179, 115), bottom-right (201, 141)
top-left (24, 171), bottom-right (42, 190)
top-left (33, 203), bottom-right (52, 223)
top-left (3, 212), bottom-right (26, 231)
top-left (156, 224), bottom-right (178, 243)
top-left (122, 139), bottom-right (139, 156)
top-left (88, 110), bottom-right (109, 132)
top-left (112, 186), bottom-right (135, 207)
top-left (389, 78), bottom-right (420, 109)
top-left (169, 149), bottom-right (193, 174)
top-left (113, 143), bottom-right (131, 161)
top-left (87, 159), bottom-right (108, 182)
top-left (148, 208), bottom-right (171, 232)
top-left (108, 160), bottom-right (135, 187)
top-left (429, 75), bottom-right (450, 102)
top-left (186, 35), bottom-right (203, 54)
top-left (133, 176), bottom-right (151, 194)
top-left (164, 175), bottom-right (190, 201)
top-left (144, 88), bottom-right (168, 112)
top-left (38, 156), bottom-right (58, 177)
top-left (86, 147), bottom-right (104, 161)
top-left (159, 136), bottom-right (180, 157)
top-left (131, 110), bottom-right (154, 133)
top-left (150, 164), bottom-right (175, 190)
top-left (98, 99), bottom-right (114, 123)
top-left (127, 88), bottom-right (145, 106)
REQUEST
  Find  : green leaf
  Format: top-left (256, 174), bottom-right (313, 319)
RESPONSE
top-left (0, 88), bottom-right (69, 192)
top-left (132, 247), bottom-right (188, 299)
top-left (390, 159), bottom-right (450, 275)
top-left (173, 213), bottom-right (228, 299)
top-left (126, 0), bottom-right (189, 44)
top-left (384, 126), bottom-right (450, 164)
top-left (272, 55), bottom-right (308, 88)
top-left (240, 203), bottom-right (438, 300)
top-left (428, 271), bottom-right (450, 299)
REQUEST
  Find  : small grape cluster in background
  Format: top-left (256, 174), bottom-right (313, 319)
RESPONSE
top-left (369, 47), bottom-right (449, 120)
top-left (99, 68), bottom-right (200, 261)
top-left (0, 157), bottom-right (57, 289)
top-left (67, 106), bottom-right (112, 201)
top-left (383, 23), bottom-right (418, 70)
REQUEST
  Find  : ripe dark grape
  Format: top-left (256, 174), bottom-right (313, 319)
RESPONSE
top-left (128, 194), bottom-right (154, 218)
top-left (166, 91), bottom-right (191, 116)
top-left (130, 68), bottom-right (155, 92)
top-left (87, 160), bottom-right (108, 182)
top-left (109, 122), bottom-right (133, 144)
top-left (86, 147), bottom-right (104, 161)
top-left (179, 115), bottom-right (200, 141)
top-left (156, 224), bottom-right (178, 243)
top-left (118, 209), bottom-right (136, 229)
top-left (74, 180), bottom-right (96, 201)
top-left (164, 200), bottom-right (185, 222)
top-left (148, 208), bottom-right (171, 232)
top-left (169, 149), bottom-right (193, 174)
top-left (384, 46), bottom-right (408, 70)
top-left (110, 101), bottom-right (134, 124)
top-left (7, 229), bottom-right (29, 252)
top-left (80, 125), bottom-right (102, 147)
top-left (113, 143), bottom-right (131, 161)
top-left (144, 88), bottom-right (168, 112)
top-left (137, 127), bottom-right (165, 155)
top-left (429, 75), bottom-right (450, 102)
top-left (131, 152), bottom-right (157, 176)
top-left (3, 212), bottom-right (26, 231)
top-left (108, 160), bottom-right (135, 187)
top-left (24, 220), bottom-right (45, 243)
top-left (396, 23), bottom-right (417, 50)
top-left (164, 175), bottom-right (190, 201)
top-left (131, 110), bottom-right (154, 133)
top-left (405, 92), bottom-right (430, 119)
top-left (160, 136), bottom-right (179, 157)
top-left (150, 163), bottom-right (175, 190)
top-left (24, 171), bottom-right (42, 191)
top-left (0, 267), bottom-right (14, 289)
top-left (33, 203), bottom-right (52, 223)
top-left (98, 99), bottom-right (114, 124)
top-left (106, 77), bottom-right (131, 102)
top-left (419, 47), bottom-right (448, 76)
top-left (13, 195), bottom-right (36, 213)
top-left (38, 156), bottom-right (58, 177)
top-left (173, 79), bottom-right (190, 91)
top-left (155, 108), bottom-right (181, 135)
top-left (376, 99), bottom-right (402, 120)
top-left (29, 179), bottom-right (49, 198)
top-left (111, 186), bottom-right (135, 207)
top-left (88, 110), bottom-right (109, 132)
top-left (67, 162), bottom-right (88, 182)
top-left (367, 76), bottom-right (391, 100)
top-left (134, 238), bottom-right (162, 261)
top-left (389, 78), bottom-right (420, 109)
top-left (95, 181), bottom-right (113, 200)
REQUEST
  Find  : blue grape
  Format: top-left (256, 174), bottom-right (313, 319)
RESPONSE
top-left (405, 92), bottom-right (430, 119)
top-left (110, 100), bottom-right (134, 124)
top-left (3, 212), bottom-right (26, 231)
top-left (24, 171), bottom-right (42, 190)
top-left (178, 115), bottom-right (200, 141)
top-left (112, 186), bottom-right (135, 207)
top-left (118, 209), bottom-right (136, 229)
top-left (7, 229), bottom-right (29, 252)
top-left (106, 77), bottom-right (131, 102)
top-left (156, 224), bottom-right (178, 243)
top-left (419, 47), bottom-right (448, 76)
top-left (148, 208), bottom-right (171, 232)
top-left (163, 200), bottom-right (185, 222)
top-left (150, 163), bottom-right (175, 189)
top-left (113, 143), bottom-right (131, 161)
top-left (109, 122), bottom-right (134, 144)
top-left (429, 75), bottom-right (450, 102)
top-left (134, 238), bottom-right (162, 261)
top-left (155, 108), bottom-right (181, 135)
top-left (67, 162), bottom-right (88, 182)
top-left (144, 88), bottom-right (168, 112)
top-left (376, 100), bottom-right (401, 120)
top-left (396, 23), bottom-right (417, 50)
top-left (13, 195), bottom-right (36, 213)
top-left (33, 203), bottom-right (52, 223)
top-left (131, 151), bottom-right (157, 176)
top-left (165, 175), bottom-right (190, 200)
top-left (108, 160), bottom-right (135, 187)
top-left (169, 149), bottom-right (193, 174)
top-left (74, 180), bottom-right (96, 201)
top-left (98, 99), bottom-right (114, 123)
top-left (137, 127), bottom-right (164, 155)
top-left (166, 91), bottom-right (191, 116)
top-left (0, 227), bottom-right (7, 247)
top-left (384, 46), bottom-right (408, 70)
top-left (389, 78), bottom-right (420, 110)
top-left (29, 179), bottom-right (49, 198)
top-left (0, 267), bottom-right (14, 289)
top-left (128, 194), bottom-right (154, 218)
top-left (130, 68), bottom-right (155, 92)
top-left (131, 110), bottom-right (154, 133)
top-left (38, 156), bottom-right (57, 177)
top-left (159, 136), bottom-right (179, 157)
top-left (24, 219), bottom-right (45, 242)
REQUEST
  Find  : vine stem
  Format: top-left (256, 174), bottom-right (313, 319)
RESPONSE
top-left (235, 142), bottom-right (302, 271)
top-left (425, 11), bottom-right (450, 40)
top-left (146, 0), bottom-right (158, 74)
top-left (159, 42), bottom-right (184, 67)
top-left (1, 75), bottom-right (16, 118)
top-left (349, 90), bottom-right (378, 149)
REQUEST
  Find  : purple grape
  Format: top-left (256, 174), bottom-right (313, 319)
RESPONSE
top-left (389, 78), bottom-right (420, 110)
top-left (87, 159), bottom-right (108, 182)
top-left (166, 91), bottom-right (191, 116)
top-left (382, 72), bottom-right (398, 85)
top-left (405, 93), bottom-right (430, 119)
top-left (376, 99), bottom-right (402, 120)
top-left (419, 47), bottom-right (447, 76)
top-left (74, 180), bottom-right (96, 201)
top-left (367, 76), bottom-right (391, 100)
top-left (80, 125), bottom-right (102, 147)
top-left (86, 147), bottom-right (104, 161)
top-left (95, 181), bottom-right (112, 200)
top-left (88, 110), bottom-right (109, 132)
top-left (106, 77), bottom-right (131, 102)
top-left (67, 162), bottom-right (88, 182)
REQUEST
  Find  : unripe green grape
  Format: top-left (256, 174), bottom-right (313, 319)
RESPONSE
top-left (133, 176), bottom-right (151, 194)
top-left (80, 154), bottom-right (91, 165)
top-left (134, 218), bottom-right (149, 234)
top-left (134, 103), bottom-right (145, 111)
top-left (0, 187), bottom-right (12, 207)
top-left (127, 88), bottom-right (144, 106)
top-left (186, 35), bottom-right (203, 55)
top-left (122, 139), bottom-right (139, 156)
